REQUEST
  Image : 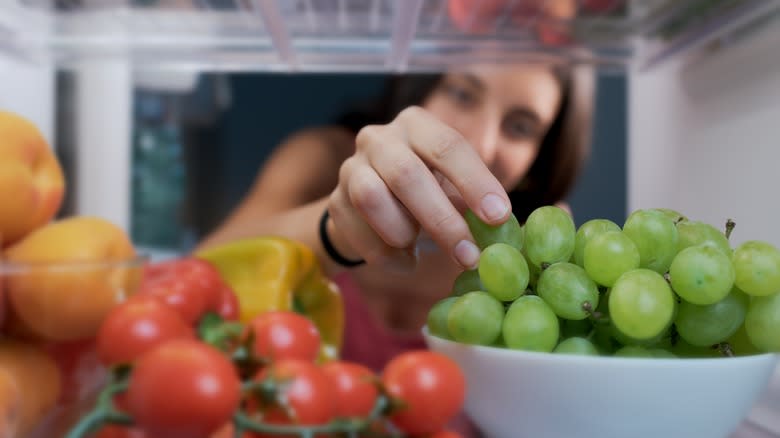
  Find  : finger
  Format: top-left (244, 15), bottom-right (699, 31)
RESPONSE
top-left (361, 133), bottom-right (481, 269)
top-left (347, 164), bottom-right (419, 250)
top-left (434, 170), bottom-right (468, 215)
top-left (328, 186), bottom-right (418, 273)
top-left (395, 106), bottom-right (511, 225)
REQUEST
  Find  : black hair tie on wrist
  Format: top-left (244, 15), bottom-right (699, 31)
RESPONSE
top-left (319, 209), bottom-right (366, 268)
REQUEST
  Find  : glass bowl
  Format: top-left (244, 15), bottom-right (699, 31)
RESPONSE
top-left (0, 256), bottom-right (146, 437)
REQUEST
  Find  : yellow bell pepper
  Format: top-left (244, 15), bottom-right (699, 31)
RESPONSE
top-left (195, 236), bottom-right (344, 362)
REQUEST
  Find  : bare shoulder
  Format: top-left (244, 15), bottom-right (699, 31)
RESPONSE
top-left (243, 125), bottom-right (356, 212)
top-left (278, 125), bottom-right (355, 158)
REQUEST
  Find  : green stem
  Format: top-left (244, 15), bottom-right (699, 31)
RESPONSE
top-left (199, 314), bottom-right (245, 351)
top-left (725, 219), bottom-right (736, 240)
top-left (232, 396), bottom-right (392, 436)
top-left (65, 382), bottom-right (133, 438)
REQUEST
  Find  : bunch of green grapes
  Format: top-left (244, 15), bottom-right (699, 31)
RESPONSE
top-left (427, 206), bottom-right (780, 358)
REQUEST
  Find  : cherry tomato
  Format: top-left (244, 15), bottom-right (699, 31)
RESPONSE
top-left (381, 351), bottom-right (466, 436)
top-left (245, 311), bottom-right (321, 362)
top-left (140, 258), bottom-right (224, 323)
top-left (96, 295), bottom-right (194, 366)
top-left (125, 340), bottom-right (241, 438)
top-left (321, 361), bottom-right (379, 418)
top-left (215, 284), bottom-right (240, 321)
top-left (248, 359), bottom-right (335, 438)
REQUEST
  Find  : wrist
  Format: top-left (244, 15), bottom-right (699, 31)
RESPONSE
top-left (319, 209), bottom-right (365, 268)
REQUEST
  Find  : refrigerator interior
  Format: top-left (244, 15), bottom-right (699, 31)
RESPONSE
top-left (1, 0), bottom-right (779, 434)
top-left (630, 14), bottom-right (780, 433)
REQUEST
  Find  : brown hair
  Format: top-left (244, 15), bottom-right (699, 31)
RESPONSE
top-left (336, 65), bottom-right (595, 221)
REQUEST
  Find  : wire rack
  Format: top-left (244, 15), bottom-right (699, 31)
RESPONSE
top-left (1, 0), bottom-right (778, 73)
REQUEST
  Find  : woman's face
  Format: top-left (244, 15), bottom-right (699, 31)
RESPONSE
top-left (423, 64), bottom-right (563, 192)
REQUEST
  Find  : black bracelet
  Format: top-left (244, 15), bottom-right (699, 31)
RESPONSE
top-left (319, 209), bottom-right (366, 268)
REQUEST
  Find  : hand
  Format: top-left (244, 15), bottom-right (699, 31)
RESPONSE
top-left (326, 106), bottom-right (512, 272)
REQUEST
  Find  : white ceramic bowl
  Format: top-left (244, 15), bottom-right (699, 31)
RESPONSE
top-left (423, 328), bottom-right (779, 438)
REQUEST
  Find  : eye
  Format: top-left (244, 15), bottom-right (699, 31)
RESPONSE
top-left (502, 115), bottom-right (539, 140)
top-left (443, 83), bottom-right (477, 107)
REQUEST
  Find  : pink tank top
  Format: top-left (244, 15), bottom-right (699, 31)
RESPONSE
top-left (332, 271), bottom-right (427, 372)
top-left (331, 271), bottom-right (483, 438)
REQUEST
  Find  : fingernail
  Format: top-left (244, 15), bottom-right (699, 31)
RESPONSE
top-left (454, 240), bottom-right (481, 269)
top-left (481, 193), bottom-right (510, 222)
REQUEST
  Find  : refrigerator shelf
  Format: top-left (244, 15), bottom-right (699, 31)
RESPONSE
top-left (1, 0), bottom-right (778, 73)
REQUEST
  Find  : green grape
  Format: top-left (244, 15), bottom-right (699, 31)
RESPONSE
top-left (491, 331), bottom-right (506, 348)
top-left (560, 317), bottom-right (593, 339)
top-left (726, 324), bottom-right (762, 356)
top-left (592, 323), bottom-right (618, 355)
top-left (583, 231), bottom-right (640, 287)
top-left (744, 292), bottom-right (780, 352)
top-left (427, 297), bottom-right (458, 339)
top-left (502, 295), bottom-right (559, 352)
top-left (675, 289), bottom-right (748, 347)
top-left (523, 206), bottom-right (576, 268)
top-left (447, 291), bottom-right (505, 345)
top-left (554, 337), bottom-right (599, 356)
top-left (622, 209), bottom-right (679, 274)
top-left (609, 269), bottom-right (675, 340)
top-left (611, 323), bottom-right (671, 348)
top-left (652, 208), bottom-right (687, 223)
top-left (615, 346), bottom-right (675, 358)
top-left (732, 240), bottom-right (780, 297)
top-left (669, 245), bottom-right (735, 305)
top-left (670, 337), bottom-right (720, 358)
top-left (451, 269), bottom-right (483, 297)
top-left (464, 209), bottom-right (524, 252)
top-left (676, 220), bottom-right (731, 255)
top-left (573, 219), bottom-right (621, 267)
top-left (537, 262), bottom-right (599, 320)
top-left (478, 243), bottom-right (529, 302)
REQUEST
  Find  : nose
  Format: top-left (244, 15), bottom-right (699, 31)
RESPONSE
top-left (465, 114), bottom-right (501, 165)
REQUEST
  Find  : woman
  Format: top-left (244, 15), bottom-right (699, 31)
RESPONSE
top-left (198, 63), bottom-right (594, 372)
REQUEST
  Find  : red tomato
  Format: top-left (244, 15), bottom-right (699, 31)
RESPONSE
top-left (248, 359), bottom-right (334, 438)
top-left (215, 284), bottom-right (240, 321)
top-left (245, 311), bottom-right (320, 363)
top-left (92, 426), bottom-right (150, 438)
top-left (96, 295), bottom-right (194, 366)
top-left (381, 351), bottom-right (466, 436)
top-left (321, 361), bottom-right (379, 418)
top-left (125, 340), bottom-right (241, 438)
top-left (140, 258), bottom-right (224, 323)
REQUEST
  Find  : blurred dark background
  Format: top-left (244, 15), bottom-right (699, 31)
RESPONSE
top-left (128, 72), bottom-right (626, 252)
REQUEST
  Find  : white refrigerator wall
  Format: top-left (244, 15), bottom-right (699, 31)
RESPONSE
top-left (630, 24), bottom-right (780, 434)
top-left (629, 24), bottom-right (780, 248)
